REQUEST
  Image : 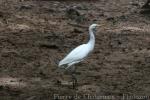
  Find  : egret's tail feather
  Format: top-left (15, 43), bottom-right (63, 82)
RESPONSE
top-left (58, 62), bottom-right (62, 67)
top-left (58, 60), bottom-right (66, 68)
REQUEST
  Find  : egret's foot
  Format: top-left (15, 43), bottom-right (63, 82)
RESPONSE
top-left (72, 79), bottom-right (77, 89)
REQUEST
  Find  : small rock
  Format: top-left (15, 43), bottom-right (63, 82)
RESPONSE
top-left (73, 28), bottom-right (83, 33)
top-left (66, 7), bottom-right (80, 20)
top-left (20, 4), bottom-right (33, 10)
top-left (8, 24), bottom-right (30, 31)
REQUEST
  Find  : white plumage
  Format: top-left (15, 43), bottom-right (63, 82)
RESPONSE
top-left (59, 44), bottom-right (89, 69)
top-left (58, 24), bottom-right (99, 70)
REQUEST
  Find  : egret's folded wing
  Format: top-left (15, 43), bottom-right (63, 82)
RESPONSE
top-left (58, 44), bottom-right (88, 67)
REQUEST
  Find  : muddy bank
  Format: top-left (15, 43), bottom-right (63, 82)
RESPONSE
top-left (0, 0), bottom-right (150, 100)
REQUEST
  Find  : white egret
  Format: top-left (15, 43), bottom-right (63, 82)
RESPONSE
top-left (58, 24), bottom-right (100, 88)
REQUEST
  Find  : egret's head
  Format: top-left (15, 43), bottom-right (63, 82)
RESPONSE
top-left (89, 24), bottom-right (100, 32)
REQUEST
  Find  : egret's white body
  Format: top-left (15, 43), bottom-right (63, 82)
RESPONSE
top-left (58, 24), bottom-right (98, 70)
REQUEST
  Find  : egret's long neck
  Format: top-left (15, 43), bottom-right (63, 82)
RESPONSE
top-left (87, 28), bottom-right (95, 50)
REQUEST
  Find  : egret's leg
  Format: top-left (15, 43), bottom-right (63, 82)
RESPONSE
top-left (71, 66), bottom-right (77, 89)
top-left (71, 73), bottom-right (77, 89)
